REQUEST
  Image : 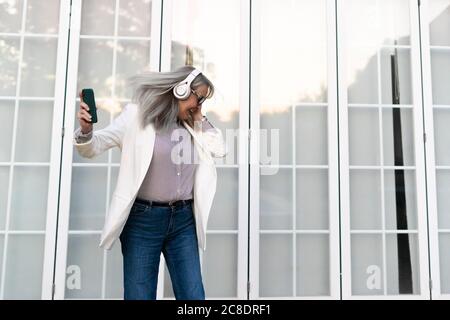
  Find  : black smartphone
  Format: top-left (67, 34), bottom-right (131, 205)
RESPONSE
top-left (81, 88), bottom-right (98, 123)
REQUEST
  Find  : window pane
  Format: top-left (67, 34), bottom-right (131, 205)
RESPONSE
top-left (0, 0), bottom-right (23, 33)
top-left (203, 234), bottom-right (238, 297)
top-left (69, 167), bottom-right (108, 230)
top-left (105, 243), bottom-right (124, 299)
top-left (0, 37), bottom-right (20, 96)
top-left (430, 51), bottom-right (450, 105)
top-left (351, 234), bottom-right (384, 295)
top-left (350, 169), bottom-right (382, 230)
top-left (296, 234), bottom-right (330, 296)
top-left (80, 0), bottom-right (115, 36)
top-left (0, 167), bottom-right (9, 230)
top-left (0, 101), bottom-right (14, 162)
top-left (296, 169), bottom-right (329, 230)
top-left (20, 37), bottom-right (58, 97)
top-left (65, 234), bottom-right (103, 299)
top-left (429, 0), bottom-right (450, 46)
top-left (349, 108), bottom-right (380, 166)
top-left (260, 234), bottom-right (292, 297)
top-left (433, 109), bottom-right (450, 165)
top-left (295, 106), bottom-right (328, 165)
top-left (118, 0), bottom-right (152, 37)
top-left (25, 0), bottom-right (60, 34)
top-left (15, 101), bottom-right (53, 162)
top-left (3, 235), bottom-right (45, 299)
top-left (10, 166), bottom-right (49, 231)
top-left (209, 168), bottom-right (238, 230)
top-left (386, 234), bottom-right (420, 295)
top-left (260, 168), bottom-right (292, 230)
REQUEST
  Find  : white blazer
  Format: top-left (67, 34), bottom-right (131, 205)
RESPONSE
top-left (72, 103), bottom-right (227, 251)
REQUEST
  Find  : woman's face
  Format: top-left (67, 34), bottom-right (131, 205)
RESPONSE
top-left (177, 84), bottom-right (209, 121)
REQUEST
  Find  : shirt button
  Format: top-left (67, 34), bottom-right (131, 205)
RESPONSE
top-left (177, 172), bottom-right (180, 176)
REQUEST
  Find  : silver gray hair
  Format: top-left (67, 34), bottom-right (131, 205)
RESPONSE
top-left (126, 65), bottom-right (215, 133)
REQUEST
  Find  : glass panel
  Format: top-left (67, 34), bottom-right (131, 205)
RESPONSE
top-left (296, 169), bottom-right (328, 230)
top-left (209, 168), bottom-right (238, 230)
top-left (344, 0), bottom-right (410, 46)
top-left (386, 234), bottom-right (420, 295)
top-left (109, 166), bottom-right (119, 201)
top-left (380, 48), bottom-right (412, 105)
top-left (439, 233), bottom-right (450, 294)
top-left (77, 39), bottom-right (114, 98)
top-left (260, 234), bottom-right (292, 297)
top-left (115, 40), bottom-right (150, 100)
top-left (65, 234), bottom-right (103, 299)
top-left (260, 109), bottom-right (292, 165)
top-left (3, 235), bottom-right (45, 299)
top-left (384, 169), bottom-right (418, 230)
top-left (433, 109), bottom-right (450, 165)
top-left (118, 0), bottom-right (152, 37)
top-left (15, 101), bottom-right (53, 162)
top-left (351, 234), bottom-right (384, 295)
top-left (80, 0), bottom-right (115, 36)
top-left (436, 170), bottom-right (450, 229)
top-left (296, 234), bottom-right (329, 296)
top-left (0, 37), bottom-right (20, 96)
top-left (20, 37), bottom-right (57, 97)
top-left (350, 169), bottom-right (382, 230)
top-left (10, 166), bottom-right (48, 231)
top-left (429, 0), bottom-right (450, 46)
top-left (0, 235), bottom-right (3, 281)
top-left (260, 168), bottom-right (292, 230)
top-left (0, 167), bottom-right (9, 230)
top-left (295, 106), bottom-right (328, 165)
top-left (105, 243), bottom-right (124, 299)
top-left (0, 100), bottom-right (14, 161)
top-left (69, 167), bottom-right (107, 230)
top-left (382, 108), bottom-right (415, 166)
top-left (430, 51), bottom-right (450, 105)
top-left (348, 108), bottom-right (380, 165)
top-left (0, 0), bottom-right (23, 33)
top-left (347, 47), bottom-right (379, 104)
top-left (203, 234), bottom-right (238, 297)
top-left (25, 0), bottom-right (60, 34)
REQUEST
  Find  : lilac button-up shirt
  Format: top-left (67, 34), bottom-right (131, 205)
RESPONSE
top-left (75, 116), bottom-right (215, 202)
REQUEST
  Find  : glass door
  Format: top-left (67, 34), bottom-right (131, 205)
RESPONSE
top-left (337, 0), bottom-right (430, 298)
top-left (249, 0), bottom-right (340, 299)
top-left (161, 0), bottom-right (248, 299)
top-left (0, 0), bottom-right (70, 299)
top-left (54, 0), bottom-right (159, 299)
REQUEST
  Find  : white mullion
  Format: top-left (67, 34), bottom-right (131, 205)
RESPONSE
top-left (0, 0), bottom-right (28, 300)
top-left (158, 0), bottom-right (171, 300)
top-left (79, 35), bottom-right (151, 41)
top-left (429, 45), bottom-right (450, 51)
top-left (249, 0), bottom-right (261, 300)
top-left (348, 103), bottom-right (414, 109)
top-left (376, 44), bottom-right (388, 296)
top-left (53, 0), bottom-right (83, 300)
top-left (41, 0), bottom-right (73, 300)
top-left (409, 0), bottom-right (432, 299)
top-left (0, 96), bottom-right (55, 101)
top-left (336, 0), bottom-right (352, 299)
top-left (0, 32), bottom-right (58, 38)
top-left (327, 0), bottom-right (340, 300)
top-left (238, 0), bottom-right (251, 301)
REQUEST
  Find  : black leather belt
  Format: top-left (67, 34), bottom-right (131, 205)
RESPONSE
top-left (135, 197), bottom-right (193, 207)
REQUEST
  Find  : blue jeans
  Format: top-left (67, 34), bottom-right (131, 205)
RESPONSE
top-left (119, 199), bottom-right (205, 300)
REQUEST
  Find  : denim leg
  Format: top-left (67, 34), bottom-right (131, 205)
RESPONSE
top-left (163, 204), bottom-right (205, 300)
top-left (119, 204), bottom-right (168, 300)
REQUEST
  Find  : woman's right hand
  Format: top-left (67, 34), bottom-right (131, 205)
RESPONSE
top-left (77, 90), bottom-right (93, 134)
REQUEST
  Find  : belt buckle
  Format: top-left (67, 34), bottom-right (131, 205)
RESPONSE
top-left (168, 200), bottom-right (175, 207)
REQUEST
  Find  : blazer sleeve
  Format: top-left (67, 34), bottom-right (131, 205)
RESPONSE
top-left (73, 103), bottom-right (134, 159)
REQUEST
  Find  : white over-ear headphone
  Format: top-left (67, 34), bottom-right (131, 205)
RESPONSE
top-left (173, 68), bottom-right (202, 100)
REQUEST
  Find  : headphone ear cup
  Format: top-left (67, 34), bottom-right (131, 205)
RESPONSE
top-left (173, 83), bottom-right (189, 100)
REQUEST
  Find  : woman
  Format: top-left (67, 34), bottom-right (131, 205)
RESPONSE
top-left (73, 66), bottom-right (226, 300)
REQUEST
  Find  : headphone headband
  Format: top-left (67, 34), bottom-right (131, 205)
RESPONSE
top-left (173, 68), bottom-right (202, 100)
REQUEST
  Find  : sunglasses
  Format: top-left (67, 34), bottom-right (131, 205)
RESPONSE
top-left (191, 88), bottom-right (207, 105)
